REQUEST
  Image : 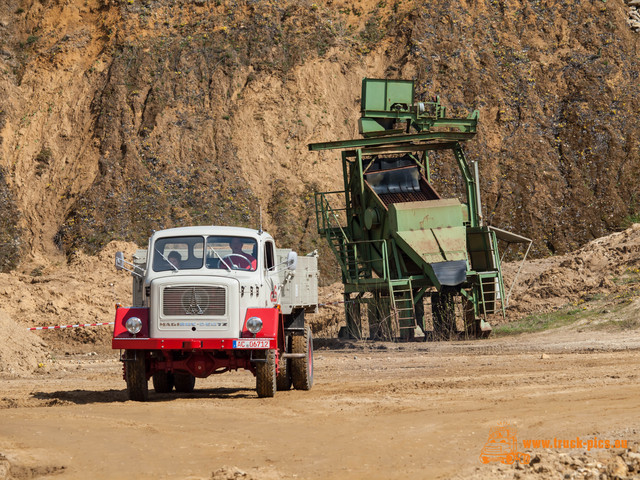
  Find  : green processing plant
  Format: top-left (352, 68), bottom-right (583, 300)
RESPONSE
top-left (309, 78), bottom-right (531, 340)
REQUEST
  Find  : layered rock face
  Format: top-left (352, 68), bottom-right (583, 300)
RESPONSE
top-left (0, 0), bottom-right (638, 278)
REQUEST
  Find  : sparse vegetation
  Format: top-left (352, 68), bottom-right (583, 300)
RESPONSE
top-left (493, 307), bottom-right (595, 336)
top-left (30, 266), bottom-right (44, 277)
top-left (34, 147), bottom-right (52, 176)
top-left (0, 167), bottom-right (23, 272)
top-left (611, 268), bottom-right (640, 286)
top-left (621, 213), bottom-right (640, 228)
top-left (589, 317), bottom-right (640, 331)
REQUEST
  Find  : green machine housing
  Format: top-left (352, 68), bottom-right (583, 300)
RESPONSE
top-left (310, 78), bottom-right (529, 340)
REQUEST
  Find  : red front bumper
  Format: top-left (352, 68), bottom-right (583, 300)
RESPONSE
top-left (112, 337), bottom-right (276, 350)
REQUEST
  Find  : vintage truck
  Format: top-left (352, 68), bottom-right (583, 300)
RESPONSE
top-left (112, 226), bottom-right (318, 401)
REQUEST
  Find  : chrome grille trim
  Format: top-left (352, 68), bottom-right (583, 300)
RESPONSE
top-left (162, 286), bottom-right (226, 316)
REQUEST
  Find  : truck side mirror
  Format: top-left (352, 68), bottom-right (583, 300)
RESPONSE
top-left (115, 251), bottom-right (125, 271)
top-left (287, 251), bottom-right (297, 270)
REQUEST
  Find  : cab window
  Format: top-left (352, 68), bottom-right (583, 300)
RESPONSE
top-left (205, 236), bottom-right (258, 271)
top-left (152, 236), bottom-right (204, 271)
top-left (264, 241), bottom-right (275, 270)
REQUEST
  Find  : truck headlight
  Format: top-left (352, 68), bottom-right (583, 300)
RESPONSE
top-left (246, 316), bottom-right (263, 334)
top-left (125, 317), bottom-right (143, 334)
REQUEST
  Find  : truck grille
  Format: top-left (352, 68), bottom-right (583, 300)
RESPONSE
top-left (162, 286), bottom-right (226, 316)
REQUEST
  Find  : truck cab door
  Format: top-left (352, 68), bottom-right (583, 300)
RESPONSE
top-left (264, 240), bottom-right (276, 301)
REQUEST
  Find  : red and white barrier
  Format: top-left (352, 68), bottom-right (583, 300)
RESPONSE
top-left (27, 300), bottom-right (350, 331)
top-left (28, 322), bottom-right (114, 331)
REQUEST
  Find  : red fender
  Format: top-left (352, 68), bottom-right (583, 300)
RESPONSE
top-left (241, 308), bottom-right (280, 340)
top-left (113, 306), bottom-right (150, 339)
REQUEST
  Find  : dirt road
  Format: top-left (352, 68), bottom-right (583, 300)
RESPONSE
top-left (1, 329), bottom-right (640, 480)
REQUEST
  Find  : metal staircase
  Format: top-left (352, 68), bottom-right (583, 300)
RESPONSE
top-left (315, 192), bottom-right (350, 279)
top-left (467, 228), bottom-right (506, 320)
top-left (389, 279), bottom-right (417, 335)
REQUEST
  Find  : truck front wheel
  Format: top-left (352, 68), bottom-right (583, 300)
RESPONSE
top-left (256, 349), bottom-right (276, 398)
top-left (291, 326), bottom-right (313, 390)
top-left (125, 350), bottom-right (149, 402)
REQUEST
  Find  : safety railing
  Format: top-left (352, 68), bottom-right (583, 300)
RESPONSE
top-left (314, 191), bottom-right (347, 237)
top-left (315, 192), bottom-right (392, 285)
top-left (343, 239), bottom-right (390, 284)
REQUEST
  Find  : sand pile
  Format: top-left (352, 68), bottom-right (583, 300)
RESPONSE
top-left (311, 281), bottom-right (345, 337)
top-left (0, 310), bottom-right (49, 376)
top-left (211, 466), bottom-right (283, 480)
top-left (0, 241), bottom-right (138, 352)
top-left (504, 224), bottom-right (640, 318)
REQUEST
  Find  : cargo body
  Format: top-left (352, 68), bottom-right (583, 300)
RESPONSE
top-left (113, 226), bottom-right (317, 400)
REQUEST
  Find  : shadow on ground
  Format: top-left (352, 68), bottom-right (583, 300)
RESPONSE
top-left (31, 386), bottom-right (256, 405)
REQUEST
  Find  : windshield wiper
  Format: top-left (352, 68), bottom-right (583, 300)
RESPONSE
top-left (155, 248), bottom-right (178, 272)
top-left (208, 247), bottom-right (232, 270)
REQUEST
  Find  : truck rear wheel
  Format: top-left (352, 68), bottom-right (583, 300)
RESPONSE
top-left (125, 350), bottom-right (149, 402)
top-left (291, 326), bottom-right (313, 390)
top-left (276, 336), bottom-right (291, 391)
top-left (152, 371), bottom-right (174, 393)
top-left (256, 349), bottom-right (276, 398)
top-left (174, 372), bottom-right (196, 393)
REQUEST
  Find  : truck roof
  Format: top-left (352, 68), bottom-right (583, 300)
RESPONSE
top-left (150, 225), bottom-right (271, 240)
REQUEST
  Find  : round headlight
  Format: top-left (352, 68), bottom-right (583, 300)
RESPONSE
top-left (125, 316), bottom-right (142, 334)
top-left (246, 316), bottom-right (263, 334)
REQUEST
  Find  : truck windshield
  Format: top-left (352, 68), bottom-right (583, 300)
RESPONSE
top-left (206, 236), bottom-right (257, 271)
top-left (152, 236), bottom-right (204, 272)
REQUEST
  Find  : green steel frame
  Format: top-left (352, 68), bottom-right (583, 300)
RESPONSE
top-left (310, 79), bottom-right (506, 340)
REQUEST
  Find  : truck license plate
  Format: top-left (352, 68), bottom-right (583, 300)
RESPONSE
top-left (233, 339), bottom-right (271, 349)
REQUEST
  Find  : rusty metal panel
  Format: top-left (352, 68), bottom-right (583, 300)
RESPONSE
top-left (467, 229), bottom-right (496, 272)
top-left (395, 227), bottom-right (467, 264)
top-left (396, 229), bottom-right (440, 262)
top-left (431, 227), bottom-right (468, 261)
top-left (389, 198), bottom-right (463, 231)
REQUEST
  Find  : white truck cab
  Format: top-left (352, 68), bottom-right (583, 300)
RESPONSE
top-left (113, 226), bottom-right (318, 401)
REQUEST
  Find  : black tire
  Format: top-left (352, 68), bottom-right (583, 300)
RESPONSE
top-left (125, 350), bottom-right (149, 402)
top-left (256, 349), bottom-right (276, 398)
top-left (174, 372), bottom-right (196, 393)
top-left (291, 326), bottom-right (313, 390)
top-left (276, 336), bottom-right (291, 391)
top-left (152, 371), bottom-right (174, 393)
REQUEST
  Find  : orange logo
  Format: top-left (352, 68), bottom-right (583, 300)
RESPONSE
top-left (480, 423), bottom-right (531, 465)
